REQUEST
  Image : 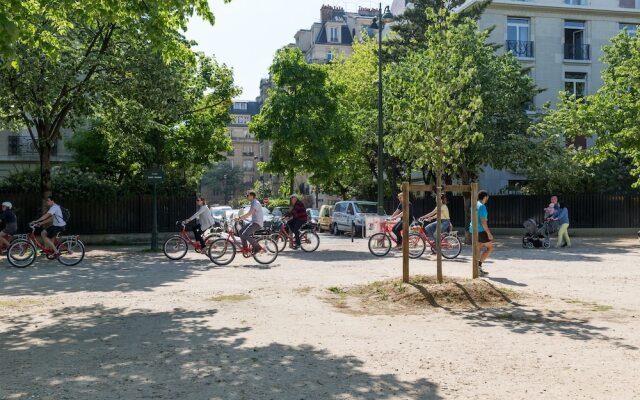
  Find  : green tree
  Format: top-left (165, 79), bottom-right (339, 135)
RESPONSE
top-left (531, 32), bottom-right (640, 188)
top-left (201, 162), bottom-right (245, 204)
top-left (0, 7), bottom-right (233, 204)
top-left (250, 47), bottom-right (344, 196)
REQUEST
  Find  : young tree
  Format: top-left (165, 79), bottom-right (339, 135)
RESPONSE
top-left (249, 48), bottom-right (344, 196)
top-left (0, 5), bottom-right (231, 204)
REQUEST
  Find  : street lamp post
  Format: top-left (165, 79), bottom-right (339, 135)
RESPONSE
top-left (371, 4), bottom-right (394, 215)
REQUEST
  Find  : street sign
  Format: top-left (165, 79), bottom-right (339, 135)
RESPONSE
top-left (144, 168), bottom-right (165, 184)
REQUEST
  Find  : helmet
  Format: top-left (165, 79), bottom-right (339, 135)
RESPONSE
top-left (289, 194), bottom-right (299, 199)
top-left (2, 201), bottom-right (12, 209)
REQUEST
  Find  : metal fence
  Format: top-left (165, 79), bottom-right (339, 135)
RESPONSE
top-left (1, 193), bottom-right (195, 235)
top-left (385, 194), bottom-right (640, 229)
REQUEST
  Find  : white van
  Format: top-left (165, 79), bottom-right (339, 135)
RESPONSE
top-left (331, 201), bottom-right (382, 236)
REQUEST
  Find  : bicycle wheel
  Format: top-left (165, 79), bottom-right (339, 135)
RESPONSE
top-left (252, 237), bottom-right (278, 265)
top-left (408, 233), bottom-right (426, 259)
top-left (57, 238), bottom-right (85, 266)
top-left (271, 232), bottom-right (287, 252)
top-left (440, 235), bottom-right (462, 259)
top-left (7, 240), bottom-right (36, 268)
top-left (368, 233), bottom-right (391, 257)
top-left (163, 236), bottom-right (188, 260)
top-left (208, 238), bottom-right (236, 266)
top-left (300, 231), bottom-right (320, 252)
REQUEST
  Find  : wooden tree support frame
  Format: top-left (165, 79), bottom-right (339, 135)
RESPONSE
top-left (402, 181), bottom-right (479, 283)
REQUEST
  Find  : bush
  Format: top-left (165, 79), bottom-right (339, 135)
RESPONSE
top-left (264, 198), bottom-right (290, 211)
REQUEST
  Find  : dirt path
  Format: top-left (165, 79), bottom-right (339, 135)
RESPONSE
top-left (1, 235), bottom-right (639, 399)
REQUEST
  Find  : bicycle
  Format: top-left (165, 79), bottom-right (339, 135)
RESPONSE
top-left (270, 217), bottom-right (320, 252)
top-left (6, 223), bottom-right (85, 268)
top-left (411, 218), bottom-right (462, 259)
top-left (163, 221), bottom-right (222, 260)
top-left (367, 219), bottom-right (425, 258)
top-left (207, 221), bottom-right (279, 266)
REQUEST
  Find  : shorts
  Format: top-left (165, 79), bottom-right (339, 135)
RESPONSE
top-left (46, 226), bottom-right (65, 239)
top-left (2, 223), bottom-right (17, 235)
top-left (478, 231), bottom-right (492, 243)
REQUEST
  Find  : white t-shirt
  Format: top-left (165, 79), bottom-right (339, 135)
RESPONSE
top-left (48, 204), bottom-right (66, 227)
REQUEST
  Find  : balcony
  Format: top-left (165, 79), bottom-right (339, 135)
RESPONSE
top-left (506, 40), bottom-right (534, 58)
top-left (564, 44), bottom-right (590, 60)
top-left (242, 151), bottom-right (254, 157)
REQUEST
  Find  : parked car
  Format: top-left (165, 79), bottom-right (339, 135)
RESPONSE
top-left (271, 206), bottom-right (290, 218)
top-left (318, 205), bottom-right (333, 232)
top-left (210, 206), bottom-right (232, 227)
top-left (239, 205), bottom-right (274, 228)
top-left (331, 201), bottom-right (382, 236)
top-left (306, 208), bottom-right (319, 231)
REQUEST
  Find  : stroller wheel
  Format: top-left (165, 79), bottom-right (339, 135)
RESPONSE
top-left (543, 240), bottom-right (550, 249)
top-left (525, 241), bottom-right (534, 249)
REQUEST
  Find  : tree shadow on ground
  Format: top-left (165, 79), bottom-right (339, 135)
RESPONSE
top-left (406, 280), bottom-right (636, 351)
top-left (0, 305), bottom-right (441, 399)
top-left (0, 248), bottom-right (211, 297)
top-left (279, 249), bottom-right (372, 263)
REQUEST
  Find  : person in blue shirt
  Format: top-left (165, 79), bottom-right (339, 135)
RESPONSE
top-left (469, 190), bottom-right (493, 276)
top-left (552, 202), bottom-right (571, 248)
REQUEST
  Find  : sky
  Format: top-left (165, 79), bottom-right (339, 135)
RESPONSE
top-left (185, 0), bottom-right (382, 100)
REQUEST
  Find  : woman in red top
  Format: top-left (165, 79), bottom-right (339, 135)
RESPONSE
top-left (285, 194), bottom-right (307, 249)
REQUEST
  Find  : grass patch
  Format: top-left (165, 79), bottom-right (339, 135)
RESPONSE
top-left (0, 298), bottom-right (43, 308)
top-left (327, 287), bottom-right (346, 295)
top-left (562, 298), bottom-right (613, 312)
top-left (209, 294), bottom-right (251, 302)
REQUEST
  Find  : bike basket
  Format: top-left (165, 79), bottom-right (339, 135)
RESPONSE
top-left (14, 234), bottom-right (29, 241)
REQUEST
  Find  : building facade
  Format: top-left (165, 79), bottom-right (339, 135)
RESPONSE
top-left (0, 129), bottom-right (73, 178)
top-left (294, 5), bottom-right (379, 64)
top-left (393, 0), bottom-right (640, 193)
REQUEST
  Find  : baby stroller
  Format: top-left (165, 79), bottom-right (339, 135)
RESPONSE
top-left (522, 218), bottom-right (558, 249)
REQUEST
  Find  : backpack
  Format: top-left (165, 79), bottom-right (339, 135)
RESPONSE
top-left (60, 207), bottom-right (71, 223)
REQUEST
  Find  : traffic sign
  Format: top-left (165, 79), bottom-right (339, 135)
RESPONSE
top-left (144, 168), bottom-right (165, 184)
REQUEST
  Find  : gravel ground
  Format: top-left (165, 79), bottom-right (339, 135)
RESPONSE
top-left (1, 234), bottom-right (639, 400)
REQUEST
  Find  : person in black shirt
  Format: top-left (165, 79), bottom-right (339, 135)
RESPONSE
top-left (389, 192), bottom-right (414, 247)
top-left (0, 201), bottom-right (17, 253)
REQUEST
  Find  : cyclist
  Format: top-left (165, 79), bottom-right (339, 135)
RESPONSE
top-left (236, 190), bottom-right (264, 253)
top-left (389, 192), bottom-right (414, 248)
top-left (183, 196), bottom-right (215, 250)
top-left (419, 194), bottom-right (451, 241)
top-left (0, 201), bottom-right (17, 254)
top-left (284, 194), bottom-right (307, 249)
top-left (31, 195), bottom-right (66, 258)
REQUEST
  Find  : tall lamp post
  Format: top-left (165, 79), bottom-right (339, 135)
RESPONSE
top-left (371, 4), bottom-right (394, 215)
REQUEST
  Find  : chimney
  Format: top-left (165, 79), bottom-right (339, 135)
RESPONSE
top-left (320, 5), bottom-right (345, 23)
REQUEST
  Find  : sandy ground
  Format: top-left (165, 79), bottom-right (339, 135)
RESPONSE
top-left (1, 234), bottom-right (639, 400)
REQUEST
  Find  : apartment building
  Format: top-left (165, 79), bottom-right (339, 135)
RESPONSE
top-left (294, 5), bottom-right (379, 64)
top-left (392, 0), bottom-right (640, 192)
top-left (0, 129), bottom-right (73, 178)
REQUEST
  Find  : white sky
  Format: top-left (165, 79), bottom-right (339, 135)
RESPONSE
top-left (185, 0), bottom-right (381, 100)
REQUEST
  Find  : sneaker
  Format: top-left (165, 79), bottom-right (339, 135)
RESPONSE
top-left (561, 243), bottom-right (567, 248)
top-left (47, 252), bottom-right (60, 260)
top-left (479, 267), bottom-right (488, 277)
top-left (252, 245), bottom-right (264, 254)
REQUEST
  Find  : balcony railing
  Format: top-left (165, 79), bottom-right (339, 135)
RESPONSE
top-left (8, 135), bottom-right (58, 156)
top-left (564, 43), bottom-right (590, 60)
top-left (506, 40), bottom-right (534, 58)
top-left (242, 151), bottom-right (254, 157)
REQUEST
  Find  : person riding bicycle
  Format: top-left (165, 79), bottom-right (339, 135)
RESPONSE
top-left (419, 194), bottom-right (451, 242)
top-left (31, 195), bottom-right (66, 259)
top-left (0, 201), bottom-right (17, 254)
top-left (183, 196), bottom-right (215, 250)
top-left (284, 194), bottom-right (307, 249)
top-left (389, 192), bottom-right (414, 248)
top-left (236, 190), bottom-right (264, 254)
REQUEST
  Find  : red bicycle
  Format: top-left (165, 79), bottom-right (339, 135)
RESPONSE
top-left (411, 218), bottom-right (462, 259)
top-left (367, 220), bottom-right (425, 258)
top-left (7, 223), bottom-right (85, 268)
top-left (163, 221), bottom-right (221, 260)
top-left (270, 217), bottom-right (320, 252)
top-left (207, 221), bottom-right (279, 265)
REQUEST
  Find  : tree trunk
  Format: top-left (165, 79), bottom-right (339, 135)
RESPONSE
top-left (288, 169), bottom-right (295, 196)
top-left (460, 169), bottom-right (477, 245)
top-left (39, 140), bottom-right (53, 212)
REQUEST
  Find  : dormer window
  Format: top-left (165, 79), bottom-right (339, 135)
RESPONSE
top-left (233, 102), bottom-right (248, 110)
top-left (330, 27), bottom-right (339, 42)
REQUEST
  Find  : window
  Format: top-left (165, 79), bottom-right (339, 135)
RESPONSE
top-left (620, 0), bottom-right (640, 9)
top-left (326, 50), bottom-right (334, 62)
top-left (619, 23), bottom-right (638, 36)
top-left (8, 136), bottom-right (57, 156)
top-left (506, 18), bottom-right (533, 58)
top-left (564, 72), bottom-right (587, 97)
top-left (564, 20), bottom-right (589, 60)
top-left (233, 115), bottom-right (250, 125)
top-left (243, 160), bottom-right (254, 171)
top-left (233, 102), bottom-right (247, 110)
top-left (242, 145), bottom-right (254, 156)
top-left (565, 0), bottom-right (586, 5)
top-left (329, 27), bottom-right (339, 42)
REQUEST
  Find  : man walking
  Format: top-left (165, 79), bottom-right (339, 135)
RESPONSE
top-left (469, 190), bottom-right (493, 276)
